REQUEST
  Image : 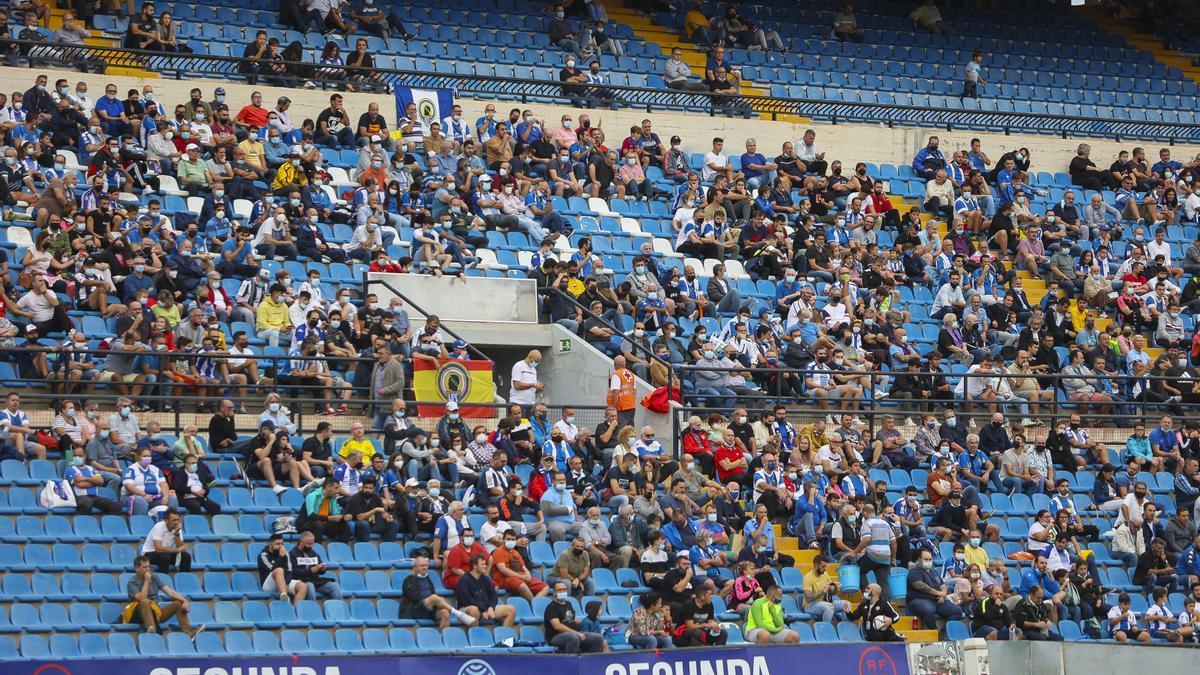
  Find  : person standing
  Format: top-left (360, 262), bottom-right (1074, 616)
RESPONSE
top-left (608, 355), bottom-right (637, 428)
top-left (509, 349), bottom-right (543, 413)
top-left (141, 508), bottom-right (191, 573)
top-left (961, 50), bottom-right (984, 100)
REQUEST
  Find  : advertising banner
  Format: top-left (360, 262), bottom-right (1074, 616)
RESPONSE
top-left (9, 643), bottom-right (908, 675)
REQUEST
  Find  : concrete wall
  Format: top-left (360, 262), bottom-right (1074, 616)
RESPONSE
top-left (14, 64), bottom-right (1200, 178)
top-left (369, 272), bottom-right (539, 324)
top-left (984, 639), bottom-right (1193, 675)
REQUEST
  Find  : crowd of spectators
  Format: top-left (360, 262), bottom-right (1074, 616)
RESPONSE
top-left (5, 0), bottom-right (1200, 647)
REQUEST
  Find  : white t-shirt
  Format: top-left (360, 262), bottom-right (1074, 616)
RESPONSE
top-left (480, 519), bottom-right (512, 553)
top-left (701, 151), bottom-right (726, 181)
top-left (1026, 522), bottom-right (1050, 551)
top-left (226, 345), bottom-right (254, 368)
top-left (18, 291), bottom-right (56, 322)
top-left (141, 520), bottom-right (182, 554)
top-left (509, 360), bottom-right (538, 405)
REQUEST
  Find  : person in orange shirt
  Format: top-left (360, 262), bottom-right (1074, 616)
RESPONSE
top-left (491, 530), bottom-right (548, 601)
top-left (234, 91), bottom-right (269, 132)
top-left (608, 355), bottom-right (637, 428)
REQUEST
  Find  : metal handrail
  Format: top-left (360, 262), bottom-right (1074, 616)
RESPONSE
top-left (9, 39), bottom-right (1200, 142)
top-left (364, 276), bottom-right (493, 363)
top-left (541, 285), bottom-right (673, 376)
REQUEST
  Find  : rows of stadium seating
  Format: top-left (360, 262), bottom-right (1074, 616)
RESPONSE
top-left (651, 1), bottom-right (1200, 121)
top-left (23, 0), bottom-right (1190, 126)
top-left (2, 154), bottom-right (1194, 391)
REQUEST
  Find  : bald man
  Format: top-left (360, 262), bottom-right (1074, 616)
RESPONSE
top-left (608, 355), bottom-right (637, 427)
top-left (509, 349), bottom-right (544, 412)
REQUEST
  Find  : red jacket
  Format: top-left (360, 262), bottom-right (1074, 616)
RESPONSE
top-left (680, 429), bottom-right (713, 456)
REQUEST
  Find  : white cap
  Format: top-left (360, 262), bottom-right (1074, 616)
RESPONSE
top-left (185, 143), bottom-right (199, 151)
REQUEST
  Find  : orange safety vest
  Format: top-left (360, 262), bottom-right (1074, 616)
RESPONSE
top-left (608, 368), bottom-right (636, 410)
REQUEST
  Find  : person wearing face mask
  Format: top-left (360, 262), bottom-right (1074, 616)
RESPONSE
top-left (539, 470), bottom-right (582, 541)
top-left (64, 442), bottom-right (122, 514)
top-left (122, 447), bottom-right (178, 516)
top-left (440, 525), bottom-right (489, 590)
top-left (906, 549), bottom-right (964, 632)
top-left (169, 452), bottom-right (219, 515)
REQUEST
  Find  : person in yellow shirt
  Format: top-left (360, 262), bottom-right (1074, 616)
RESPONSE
top-left (1068, 299), bottom-right (1091, 334)
top-left (802, 554), bottom-right (851, 622)
top-left (255, 283), bottom-right (292, 347)
top-left (339, 422), bottom-right (378, 462)
top-left (683, 2), bottom-right (720, 48)
top-left (963, 529), bottom-right (989, 570)
top-left (238, 129), bottom-right (267, 172)
top-left (272, 148), bottom-right (307, 192)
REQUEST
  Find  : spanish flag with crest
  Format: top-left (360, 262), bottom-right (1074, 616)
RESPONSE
top-left (412, 359), bottom-right (495, 417)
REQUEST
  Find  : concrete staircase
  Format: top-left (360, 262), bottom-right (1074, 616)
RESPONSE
top-left (606, 2), bottom-right (806, 123)
top-left (52, 8), bottom-right (158, 79)
top-left (1076, 6), bottom-right (1200, 86)
top-left (771, 524), bottom-right (942, 643)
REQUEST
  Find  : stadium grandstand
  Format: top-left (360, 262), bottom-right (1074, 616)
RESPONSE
top-left (0, 0), bottom-right (1200, 672)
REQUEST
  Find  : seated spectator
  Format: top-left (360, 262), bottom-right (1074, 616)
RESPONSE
top-left (455, 552), bottom-right (517, 627)
top-left (906, 549), bottom-right (964, 629)
top-left (288, 530), bottom-right (343, 600)
top-left (297, 477), bottom-right (350, 543)
top-left (256, 533), bottom-right (308, 604)
top-left (123, 554), bottom-right (204, 638)
top-left (544, 580), bottom-right (607, 653)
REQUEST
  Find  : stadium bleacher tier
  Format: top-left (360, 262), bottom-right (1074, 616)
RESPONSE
top-left (4, 0), bottom-right (1200, 663)
top-left (65, 0), bottom-right (1200, 125)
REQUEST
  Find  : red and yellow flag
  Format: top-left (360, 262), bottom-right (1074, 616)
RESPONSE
top-left (412, 359), bottom-right (495, 417)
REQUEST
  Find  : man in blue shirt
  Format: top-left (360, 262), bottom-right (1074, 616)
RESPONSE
top-left (774, 271), bottom-right (803, 317)
top-left (122, 258), bottom-right (156, 304)
top-left (995, 157), bottom-right (1016, 206)
top-left (95, 83), bottom-right (131, 137)
top-left (1018, 555), bottom-right (1062, 605)
top-left (912, 136), bottom-right (945, 181)
top-left (1149, 415), bottom-right (1184, 473)
top-left (740, 138), bottom-right (776, 190)
top-left (1150, 148), bottom-right (1183, 179)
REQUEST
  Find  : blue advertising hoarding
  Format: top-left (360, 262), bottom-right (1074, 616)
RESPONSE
top-left (5, 643), bottom-right (907, 675)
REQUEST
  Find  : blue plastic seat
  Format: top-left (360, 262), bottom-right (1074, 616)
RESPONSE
top-left (814, 621), bottom-right (840, 642)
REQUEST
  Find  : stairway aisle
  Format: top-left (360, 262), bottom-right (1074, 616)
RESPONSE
top-left (606, 2), bottom-right (806, 123)
top-left (1075, 6), bottom-right (1200, 86)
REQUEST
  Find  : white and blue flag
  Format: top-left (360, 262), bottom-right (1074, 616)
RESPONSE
top-left (394, 86), bottom-right (455, 128)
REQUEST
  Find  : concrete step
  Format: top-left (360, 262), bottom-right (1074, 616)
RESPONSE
top-left (895, 626), bottom-right (940, 642)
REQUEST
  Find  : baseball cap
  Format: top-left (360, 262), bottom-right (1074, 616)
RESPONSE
top-left (370, 134), bottom-right (381, 143)
top-left (288, 145), bottom-right (302, 156)
top-left (446, 401), bottom-right (459, 412)
top-left (260, 420), bottom-right (276, 430)
top-left (451, 339), bottom-right (467, 350)
top-left (670, 135), bottom-right (681, 144)
top-left (185, 143), bottom-right (199, 151)
top-left (24, 324), bottom-right (37, 334)
top-left (214, 87), bottom-right (225, 95)
top-left (675, 550), bottom-right (690, 559)
top-left (258, 268), bottom-right (271, 279)
top-left (404, 478), bottom-right (419, 488)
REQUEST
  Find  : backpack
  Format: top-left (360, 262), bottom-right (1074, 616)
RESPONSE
top-left (271, 516), bottom-right (297, 534)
